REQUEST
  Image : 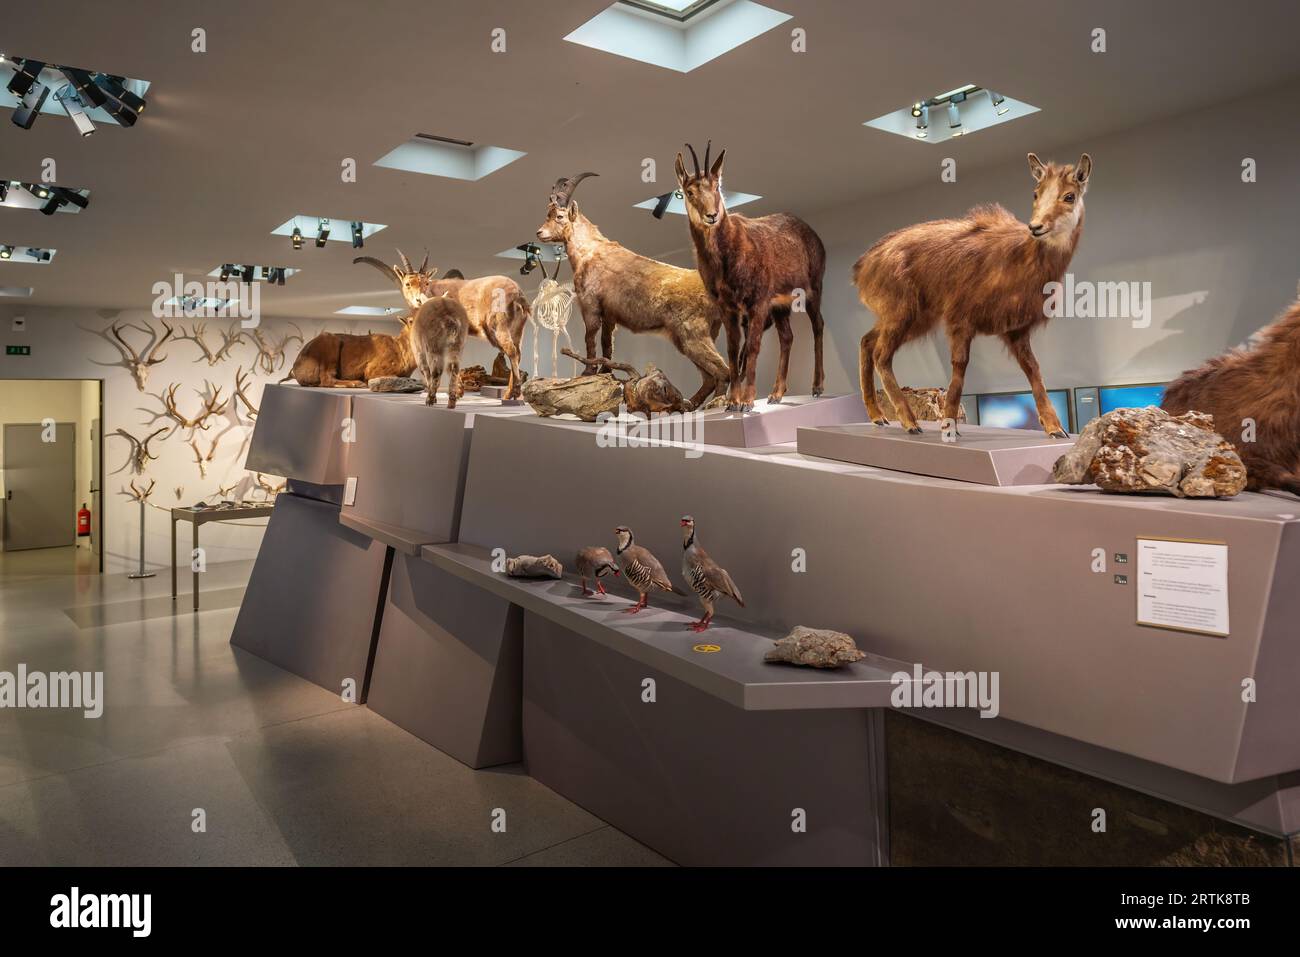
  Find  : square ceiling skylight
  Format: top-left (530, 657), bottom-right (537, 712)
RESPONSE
top-left (0, 245), bottom-right (55, 264)
top-left (565, 0), bottom-right (791, 73)
top-left (1, 180), bottom-right (90, 214)
top-left (0, 56), bottom-right (150, 132)
top-left (335, 306), bottom-right (405, 317)
top-left (374, 134), bottom-right (526, 182)
top-left (634, 188), bottom-right (760, 216)
top-left (270, 216), bottom-right (387, 243)
top-left (0, 285), bottom-right (32, 297)
top-left (865, 85), bottom-right (1039, 145)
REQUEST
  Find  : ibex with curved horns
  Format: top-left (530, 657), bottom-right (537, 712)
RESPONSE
top-left (535, 171), bottom-right (732, 408)
top-left (677, 142), bottom-right (828, 411)
top-left (354, 249), bottom-right (531, 399)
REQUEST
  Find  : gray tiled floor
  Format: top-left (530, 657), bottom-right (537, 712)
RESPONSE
top-left (0, 557), bottom-right (671, 866)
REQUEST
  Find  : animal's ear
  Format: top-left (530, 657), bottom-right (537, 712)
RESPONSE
top-left (710, 148), bottom-right (726, 179)
top-left (1027, 153), bottom-right (1047, 182)
top-left (568, 200), bottom-right (580, 219)
top-left (674, 152), bottom-right (688, 185)
top-left (1073, 153), bottom-right (1092, 187)
top-left (427, 267), bottom-right (439, 280)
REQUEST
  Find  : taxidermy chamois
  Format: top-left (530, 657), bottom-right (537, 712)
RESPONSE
top-left (535, 172), bottom-right (732, 409)
top-left (854, 152), bottom-right (1092, 437)
top-left (354, 250), bottom-right (530, 399)
top-left (676, 142), bottom-right (827, 411)
top-left (287, 322), bottom-right (415, 387)
top-left (1161, 294), bottom-right (1300, 495)
top-left (413, 294), bottom-right (470, 408)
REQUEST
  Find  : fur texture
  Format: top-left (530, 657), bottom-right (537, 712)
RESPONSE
top-left (418, 274), bottom-right (530, 400)
top-left (853, 152), bottom-right (1092, 435)
top-left (412, 294), bottom-right (470, 408)
top-left (1161, 296), bottom-right (1300, 494)
top-left (288, 327), bottom-right (415, 388)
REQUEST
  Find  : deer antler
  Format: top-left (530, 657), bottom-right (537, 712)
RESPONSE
top-left (234, 366), bottom-right (259, 419)
top-left (112, 427), bottom-right (167, 474)
top-left (175, 322), bottom-right (219, 365)
top-left (255, 472), bottom-right (286, 499)
top-left (124, 478), bottom-right (156, 502)
top-left (189, 435), bottom-right (220, 479)
top-left (163, 381), bottom-right (227, 431)
top-left (215, 322), bottom-right (245, 362)
top-left (104, 320), bottom-right (175, 390)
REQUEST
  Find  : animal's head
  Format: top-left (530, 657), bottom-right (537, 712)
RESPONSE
top-left (675, 141), bottom-right (727, 229)
top-left (680, 514), bottom-right (696, 546)
top-left (1027, 153), bottom-right (1092, 243)
top-left (537, 172), bottom-right (598, 242)
top-left (614, 526), bottom-right (633, 551)
top-left (353, 249), bottom-right (437, 309)
top-left (594, 549), bottom-right (619, 578)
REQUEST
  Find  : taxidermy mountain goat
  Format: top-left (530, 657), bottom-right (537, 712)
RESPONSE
top-left (412, 293), bottom-right (470, 408)
top-left (535, 172), bottom-right (732, 409)
top-left (676, 142), bottom-right (828, 411)
top-left (288, 322), bottom-right (415, 388)
top-left (354, 250), bottom-right (531, 399)
top-left (854, 152), bottom-right (1092, 437)
top-left (1161, 293), bottom-right (1300, 495)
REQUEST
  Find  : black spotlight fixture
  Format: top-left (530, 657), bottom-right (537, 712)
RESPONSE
top-left (99, 96), bottom-right (137, 128)
top-left (350, 220), bottom-right (364, 249)
top-left (56, 86), bottom-right (96, 137)
top-left (59, 66), bottom-right (107, 108)
top-left (650, 190), bottom-right (679, 220)
top-left (516, 242), bottom-right (543, 277)
top-left (30, 248), bottom-right (51, 262)
top-left (6, 58), bottom-right (45, 98)
top-left (40, 192), bottom-right (66, 215)
top-left (12, 81), bottom-right (51, 130)
top-left (57, 187), bottom-right (89, 210)
top-left (0, 245), bottom-right (12, 260)
top-left (291, 227), bottom-right (303, 250)
top-left (241, 264), bottom-right (255, 283)
top-left (23, 182), bottom-right (51, 201)
top-left (315, 218), bottom-right (330, 248)
top-left (92, 74), bottom-right (146, 116)
top-left (219, 265), bottom-right (231, 281)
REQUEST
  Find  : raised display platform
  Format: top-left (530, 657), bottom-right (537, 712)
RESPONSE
top-left (694, 393), bottom-right (866, 448)
top-left (797, 420), bottom-right (1075, 486)
top-left (245, 384), bottom-right (360, 485)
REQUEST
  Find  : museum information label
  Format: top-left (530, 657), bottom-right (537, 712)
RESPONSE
top-left (1136, 538), bottom-right (1229, 637)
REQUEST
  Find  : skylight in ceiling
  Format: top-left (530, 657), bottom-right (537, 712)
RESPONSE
top-left (0, 286), bottom-right (33, 297)
top-left (865, 85), bottom-right (1039, 145)
top-left (0, 55), bottom-right (149, 133)
top-left (374, 135), bottom-right (526, 182)
top-left (270, 216), bottom-right (386, 243)
top-left (335, 306), bottom-right (406, 317)
top-left (0, 245), bottom-right (55, 264)
top-left (634, 188), bottom-right (760, 216)
top-left (624, 0), bottom-right (721, 20)
top-left (0, 180), bottom-right (90, 214)
top-left (206, 265), bottom-right (300, 283)
top-left (565, 0), bottom-right (791, 73)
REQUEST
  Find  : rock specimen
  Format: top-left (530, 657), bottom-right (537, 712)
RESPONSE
top-left (1052, 407), bottom-right (1247, 498)
top-left (875, 386), bottom-right (966, 423)
top-left (522, 350), bottom-right (690, 420)
top-left (505, 554), bottom-right (564, 579)
top-left (764, 626), bottom-right (867, 669)
top-left (458, 365), bottom-right (488, 392)
top-left (367, 375), bottom-right (423, 393)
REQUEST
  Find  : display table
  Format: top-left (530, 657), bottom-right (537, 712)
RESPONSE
top-left (170, 503), bottom-right (274, 611)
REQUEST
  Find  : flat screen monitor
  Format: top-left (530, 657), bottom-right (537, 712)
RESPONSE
top-left (976, 389), bottom-right (1073, 433)
top-left (1098, 382), bottom-right (1165, 415)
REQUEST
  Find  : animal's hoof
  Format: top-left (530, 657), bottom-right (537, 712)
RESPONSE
top-left (871, 418), bottom-right (889, 427)
top-left (739, 402), bottom-right (754, 413)
top-left (812, 387), bottom-right (825, 397)
top-left (1049, 430), bottom-right (1069, 439)
top-left (766, 395), bottom-right (784, 405)
top-left (906, 426), bottom-right (923, 435)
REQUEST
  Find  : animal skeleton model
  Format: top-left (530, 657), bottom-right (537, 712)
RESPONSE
top-left (189, 435), bottom-right (220, 478)
top-left (162, 381), bottom-right (228, 433)
top-left (676, 142), bottom-right (828, 411)
top-left (412, 294), bottom-right (470, 408)
top-left (112, 427), bottom-right (167, 474)
top-left (530, 268), bottom-right (579, 378)
top-left (354, 250), bottom-right (531, 399)
top-left (853, 152), bottom-right (1092, 437)
top-left (233, 367), bottom-right (259, 419)
top-left (287, 321), bottom-right (417, 387)
top-left (1162, 291), bottom-right (1300, 495)
top-left (176, 321), bottom-right (245, 366)
top-left (250, 323), bottom-right (304, 375)
top-left (123, 478), bottom-right (156, 502)
top-left (536, 173), bottom-right (732, 409)
top-left (90, 320), bottom-right (175, 391)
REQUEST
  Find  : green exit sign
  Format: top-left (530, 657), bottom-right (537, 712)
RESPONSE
top-left (6, 345), bottom-right (30, 356)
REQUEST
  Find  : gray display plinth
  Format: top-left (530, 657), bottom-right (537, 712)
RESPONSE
top-left (798, 420), bottom-right (1075, 485)
top-left (365, 552), bottom-right (523, 768)
top-left (245, 384), bottom-right (359, 484)
top-left (230, 492), bottom-right (390, 697)
top-left (695, 393), bottom-right (866, 448)
top-left (522, 611), bottom-right (886, 866)
top-left (454, 413), bottom-right (1300, 786)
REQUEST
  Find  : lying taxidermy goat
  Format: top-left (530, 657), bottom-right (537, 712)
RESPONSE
top-left (412, 293), bottom-right (470, 408)
top-left (286, 322), bottom-right (415, 388)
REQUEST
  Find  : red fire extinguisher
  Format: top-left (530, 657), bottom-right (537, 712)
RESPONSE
top-left (77, 503), bottom-right (91, 538)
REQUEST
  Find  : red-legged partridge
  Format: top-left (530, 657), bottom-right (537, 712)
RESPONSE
top-left (576, 546), bottom-right (619, 597)
top-left (613, 526), bottom-right (674, 614)
top-left (680, 515), bottom-right (744, 631)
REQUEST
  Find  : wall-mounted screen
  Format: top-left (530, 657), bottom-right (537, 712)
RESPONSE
top-left (1099, 383), bottom-right (1165, 415)
top-left (976, 389), bottom-right (1073, 433)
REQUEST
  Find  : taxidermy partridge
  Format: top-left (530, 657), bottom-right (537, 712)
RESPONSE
top-left (680, 515), bottom-right (744, 632)
top-left (613, 526), bottom-right (675, 614)
top-left (576, 546), bottom-right (619, 597)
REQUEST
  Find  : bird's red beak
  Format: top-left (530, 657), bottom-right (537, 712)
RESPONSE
top-left (680, 519), bottom-right (689, 527)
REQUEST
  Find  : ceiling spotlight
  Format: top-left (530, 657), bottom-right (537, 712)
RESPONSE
top-left (6, 58), bottom-right (45, 98)
top-left (910, 101), bottom-right (924, 118)
top-left (57, 188), bottom-right (89, 210)
top-left (92, 74), bottom-right (146, 115)
top-left (517, 242), bottom-right (543, 277)
top-left (12, 81), bottom-right (51, 130)
top-left (241, 265), bottom-right (255, 283)
top-left (315, 218), bottom-right (330, 248)
top-left (40, 190), bottom-right (68, 215)
top-left (988, 90), bottom-right (1009, 116)
top-left (219, 265), bottom-right (231, 281)
top-left (948, 101), bottom-right (963, 134)
top-left (650, 190), bottom-right (677, 219)
top-left (914, 103), bottom-right (929, 139)
top-left (350, 221), bottom-right (364, 249)
top-left (60, 67), bottom-right (108, 108)
top-left (35, 249), bottom-right (51, 262)
top-left (291, 227), bottom-right (303, 250)
top-left (0, 246), bottom-right (11, 260)
top-left (56, 86), bottom-right (96, 137)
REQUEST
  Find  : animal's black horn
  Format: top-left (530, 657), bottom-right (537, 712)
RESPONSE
top-left (353, 256), bottom-right (401, 284)
top-left (703, 139), bottom-right (711, 175)
top-left (418, 250), bottom-right (429, 274)
top-left (686, 142), bottom-right (701, 177)
top-left (553, 171), bottom-right (599, 208)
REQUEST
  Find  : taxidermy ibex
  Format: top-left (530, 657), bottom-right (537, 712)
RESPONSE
top-left (353, 250), bottom-right (531, 399)
top-left (1162, 292), bottom-right (1300, 495)
top-left (677, 142), bottom-right (828, 411)
top-left (535, 172), bottom-right (732, 409)
top-left (412, 293), bottom-right (470, 408)
top-left (288, 320), bottom-right (417, 388)
top-left (854, 152), bottom-right (1092, 437)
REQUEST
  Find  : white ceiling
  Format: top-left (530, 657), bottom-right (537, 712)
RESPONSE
top-left (2, 0), bottom-right (1298, 317)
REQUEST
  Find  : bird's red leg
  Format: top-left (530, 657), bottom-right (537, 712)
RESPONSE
top-left (596, 581), bottom-right (607, 595)
top-left (690, 612), bottom-right (713, 632)
top-left (622, 594), bottom-right (648, 614)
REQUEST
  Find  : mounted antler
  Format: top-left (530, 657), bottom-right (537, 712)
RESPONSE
top-left (98, 320), bottom-right (175, 390)
top-left (250, 324), bottom-right (304, 374)
top-left (255, 472), bottom-right (286, 499)
top-left (112, 427), bottom-right (167, 474)
top-left (549, 172), bottom-right (599, 209)
top-left (216, 322), bottom-right (245, 363)
top-left (233, 366), bottom-right (259, 419)
top-left (162, 381), bottom-right (228, 432)
top-left (124, 478), bottom-right (156, 502)
top-left (175, 322), bottom-right (221, 366)
top-left (189, 436), bottom-right (220, 478)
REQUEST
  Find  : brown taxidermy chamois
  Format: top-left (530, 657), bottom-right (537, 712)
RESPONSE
top-left (854, 152), bottom-right (1092, 436)
top-left (535, 172), bottom-right (731, 409)
top-left (412, 293), bottom-right (470, 408)
top-left (676, 142), bottom-right (827, 411)
top-left (1161, 294), bottom-right (1300, 495)
top-left (354, 250), bottom-right (530, 399)
top-left (287, 322), bottom-right (415, 388)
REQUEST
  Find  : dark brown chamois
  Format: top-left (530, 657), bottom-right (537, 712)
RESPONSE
top-left (853, 152), bottom-right (1092, 436)
top-left (1162, 294), bottom-right (1300, 495)
top-left (676, 142), bottom-right (827, 411)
